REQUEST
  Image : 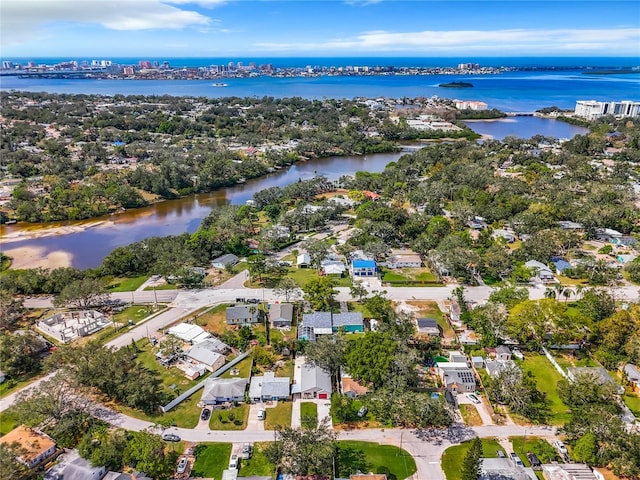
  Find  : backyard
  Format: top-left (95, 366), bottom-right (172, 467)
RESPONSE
top-left (518, 354), bottom-right (571, 425)
top-left (264, 402), bottom-right (293, 430)
top-left (336, 440), bottom-right (417, 480)
top-left (191, 443), bottom-right (233, 480)
top-left (442, 438), bottom-right (505, 480)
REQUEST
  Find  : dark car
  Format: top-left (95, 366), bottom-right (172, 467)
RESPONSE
top-left (526, 452), bottom-right (542, 469)
top-left (201, 408), bottom-right (211, 421)
top-left (162, 433), bottom-right (181, 442)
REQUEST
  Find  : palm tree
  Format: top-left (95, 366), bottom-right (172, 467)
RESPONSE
top-left (562, 288), bottom-right (573, 303)
top-left (544, 288), bottom-right (556, 299)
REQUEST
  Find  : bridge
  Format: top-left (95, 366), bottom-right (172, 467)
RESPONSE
top-left (0, 69), bottom-right (106, 78)
top-left (505, 112), bottom-right (536, 117)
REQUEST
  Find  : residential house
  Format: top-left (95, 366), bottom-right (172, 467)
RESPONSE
top-left (185, 341), bottom-right (226, 372)
top-left (449, 300), bottom-right (461, 323)
top-left (495, 345), bottom-right (512, 361)
top-left (485, 359), bottom-right (517, 378)
top-left (0, 425), bottom-right (57, 468)
top-left (624, 364), bottom-right (640, 393)
top-left (211, 253), bottom-right (239, 269)
top-left (103, 473), bottom-right (153, 480)
top-left (416, 318), bottom-right (441, 337)
top-left (269, 303), bottom-right (294, 328)
top-left (567, 366), bottom-right (622, 392)
top-left (558, 221), bottom-right (584, 231)
top-left (448, 351), bottom-right (469, 364)
top-left (226, 305), bottom-right (260, 326)
top-left (321, 259), bottom-right (347, 276)
top-left (351, 475), bottom-right (387, 480)
top-left (471, 356), bottom-right (485, 368)
top-left (595, 228), bottom-right (623, 243)
top-left (616, 236), bottom-right (638, 247)
top-left (386, 254), bottom-right (422, 269)
top-left (351, 259), bottom-right (377, 277)
top-left (297, 253), bottom-right (311, 268)
top-left (436, 362), bottom-right (476, 392)
top-left (44, 449), bottom-right (106, 480)
top-left (249, 371), bottom-right (290, 402)
top-left (480, 458), bottom-right (532, 480)
top-left (201, 378), bottom-right (249, 405)
top-left (551, 257), bottom-right (572, 275)
top-left (341, 375), bottom-right (368, 398)
top-left (298, 312), bottom-right (364, 341)
top-left (295, 364), bottom-right (332, 399)
top-left (491, 229), bottom-right (516, 243)
top-left (525, 260), bottom-right (556, 283)
top-left (167, 322), bottom-right (212, 344)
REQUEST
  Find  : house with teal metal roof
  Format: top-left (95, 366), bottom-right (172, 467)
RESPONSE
top-left (351, 259), bottom-right (377, 277)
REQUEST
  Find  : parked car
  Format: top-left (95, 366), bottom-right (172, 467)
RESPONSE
top-left (509, 452), bottom-right (524, 467)
top-left (162, 433), bottom-right (181, 442)
top-left (201, 408), bottom-right (211, 421)
top-left (257, 409), bottom-right (266, 420)
top-left (241, 443), bottom-right (253, 460)
top-left (229, 454), bottom-right (239, 469)
top-left (526, 452), bottom-right (542, 469)
top-left (467, 393), bottom-right (481, 404)
top-left (357, 406), bottom-right (368, 418)
top-left (496, 450), bottom-right (506, 458)
top-left (553, 440), bottom-right (568, 455)
top-left (176, 457), bottom-right (188, 474)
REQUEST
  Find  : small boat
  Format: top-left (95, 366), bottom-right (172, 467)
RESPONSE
top-left (439, 81), bottom-right (474, 88)
top-left (212, 83), bottom-right (228, 87)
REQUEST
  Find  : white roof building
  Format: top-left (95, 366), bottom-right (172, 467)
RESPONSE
top-left (167, 323), bottom-right (212, 344)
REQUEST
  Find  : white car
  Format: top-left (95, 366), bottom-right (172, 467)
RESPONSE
top-left (553, 440), bottom-right (568, 455)
top-left (257, 409), bottom-right (266, 420)
top-left (229, 454), bottom-right (239, 469)
top-left (176, 457), bottom-right (188, 474)
top-left (468, 393), bottom-right (481, 404)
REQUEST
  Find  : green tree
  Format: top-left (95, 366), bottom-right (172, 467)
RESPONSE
top-left (572, 432), bottom-right (598, 465)
top-left (0, 442), bottom-right (29, 480)
top-left (304, 335), bottom-right (346, 391)
top-left (349, 280), bottom-right (369, 302)
top-left (461, 438), bottom-right (483, 480)
top-left (344, 332), bottom-right (397, 388)
top-left (274, 277), bottom-right (301, 303)
top-left (0, 290), bottom-right (25, 331)
top-left (124, 430), bottom-right (177, 480)
top-left (0, 331), bottom-right (45, 377)
top-left (303, 277), bottom-right (338, 311)
top-left (53, 277), bottom-right (109, 309)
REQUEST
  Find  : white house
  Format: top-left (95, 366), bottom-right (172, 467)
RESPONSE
top-left (525, 260), bottom-right (556, 283)
top-left (436, 362), bottom-right (476, 392)
top-left (44, 449), bottom-right (106, 480)
top-left (201, 378), bottom-right (249, 405)
top-left (211, 253), bottom-right (239, 269)
top-left (1, 426), bottom-right (57, 469)
top-left (295, 364), bottom-right (332, 399)
top-left (297, 253), bottom-right (311, 268)
top-left (185, 342), bottom-right (226, 372)
top-left (249, 371), bottom-right (290, 402)
top-left (491, 229), bottom-right (516, 243)
top-left (386, 254), bottom-right (422, 269)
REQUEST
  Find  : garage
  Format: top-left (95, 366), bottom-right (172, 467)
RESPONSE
top-left (318, 393), bottom-right (328, 399)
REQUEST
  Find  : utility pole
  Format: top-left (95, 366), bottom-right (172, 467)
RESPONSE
top-left (153, 285), bottom-right (158, 310)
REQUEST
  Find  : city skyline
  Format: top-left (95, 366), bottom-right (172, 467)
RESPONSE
top-left (1, 0), bottom-right (639, 58)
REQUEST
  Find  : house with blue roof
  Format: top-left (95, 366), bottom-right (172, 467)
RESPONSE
top-left (551, 257), bottom-right (572, 275)
top-left (351, 259), bottom-right (377, 278)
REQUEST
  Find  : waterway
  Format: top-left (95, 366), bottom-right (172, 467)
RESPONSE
top-left (0, 113), bottom-right (593, 269)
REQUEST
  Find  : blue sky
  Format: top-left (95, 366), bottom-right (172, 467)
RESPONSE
top-left (1, 0), bottom-right (639, 57)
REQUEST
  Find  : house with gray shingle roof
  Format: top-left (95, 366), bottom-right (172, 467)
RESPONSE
top-left (226, 305), bottom-right (260, 326)
top-left (249, 371), bottom-right (290, 402)
top-left (298, 312), bottom-right (363, 341)
top-left (269, 303), bottom-right (294, 328)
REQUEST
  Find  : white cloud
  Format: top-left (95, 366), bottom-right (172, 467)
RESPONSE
top-left (255, 27), bottom-right (640, 54)
top-left (1, 0), bottom-right (214, 46)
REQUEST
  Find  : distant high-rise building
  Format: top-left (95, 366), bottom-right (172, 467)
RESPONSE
top-left (123, 67), bottom-right (135, 75)
top-left (575, 100), bottom-right (640, 120)
top-left (2, 61), bottom-right (13, 69)
top-left (138, 60), bottom-right (152, 69)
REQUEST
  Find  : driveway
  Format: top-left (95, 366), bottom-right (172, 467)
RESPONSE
top-left (457, 393), bottom-right (494, 425)
top-left (246, 402), bottom-right (265, 431)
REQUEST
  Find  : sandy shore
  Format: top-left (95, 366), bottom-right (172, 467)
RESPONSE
top-left (2, 245), bottom-right (74, 270)
top-left (0, 220), bottom-right (108, 245)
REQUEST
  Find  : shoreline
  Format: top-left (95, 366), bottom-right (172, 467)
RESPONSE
top-left (1, 220), bottom-right (109, 244)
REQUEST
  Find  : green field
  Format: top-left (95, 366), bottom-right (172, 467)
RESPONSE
top-left (0, 371), bottom-right (42, 399)
top-left (442, 439), bottom-right (505, 480)
top-left (191, 443), bottom-right (233, 479)
top-left (107, 276), bottom-right (148, 292)
top-left (221, 356), bottom-right (253, 379)
top-left (286, 267), bottom-right (352, 288)
top-left (518, 354), bottom-right (571, 425)
top-left (510, 436), bottom-right (559, 465)
top-left (624, 394), bottom-right (640, 417)
top-left (264, 402), bottom-right (293, 430)
top-left (239, 442), bottom-right (274, 477)
top-left (382, 267), bottom-right (441, 286)
top-left (300, 402), bottom-right (318, 427)
top-left (114, 305), bottom-right (160, 325)
top-left (209, 404), bottom-right (249, 430)
top-left (336, 440), bottom-right (417, 480)
top-left (0, 411), bottom-right (18, 436)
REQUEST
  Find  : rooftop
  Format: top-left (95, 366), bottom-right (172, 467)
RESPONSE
top-left (0, 425), bottom-right (56, 466)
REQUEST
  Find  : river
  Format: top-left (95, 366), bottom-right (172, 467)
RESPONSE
top-left (0, 117), bottom-right (590, 270)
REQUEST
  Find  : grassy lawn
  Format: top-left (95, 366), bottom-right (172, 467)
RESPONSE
top-left (459, 404), bottom-right (483, 426)
top-left (264, 402), bottom-right (293, 430)
top-left (557, 275), bottom-right (589, 286)
top-left (209, 404), bottom-right (249, 430)
top-left (114, 305), bottom-right (159, 325)
top-left (196, 303), bottom-right (231, 335)
top-left (117, 392), bottom-right (202, 429)
top-left (107, 275), bottom-right (148, 292)
top-left (336, 441), bottom-right (417, 480)
top-left (221, 356), bottom-right (253, 379)
top-left (286, 267), bottom-right (352, 288)
top-left (144, 283), bottom-right (177, 291)
top-left (191, 443), bottom-right (233, 479)
top-left (301, 402), bottom-right (318, 427)
top-left (442, 439), bottom-right (505, 480)
top-left (510, 436), bottom-right (559, 464)
top-left (0, 371), bottom-right (42, 399)
top-left (624, 394), bottom-right (640, 417)
top-left (0, 411), bottom-right (18, 436)
top-left (549, 350), bottom-right (598, 371)
top-left (382, 267), bottom-right (440, 286)
top-left (276, 359), bottom-right (294, 378)
top-left (518, 354), bottom-right (571, 425)
top-left (240, 442), bottom-right (274, 477)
